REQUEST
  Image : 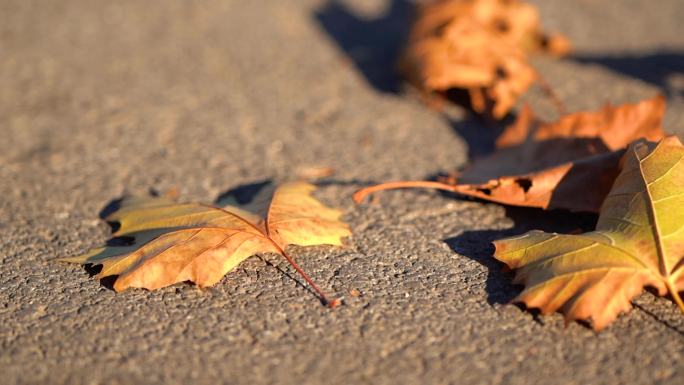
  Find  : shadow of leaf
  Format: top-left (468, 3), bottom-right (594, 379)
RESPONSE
top-left (447, 114), bottom-right (512, 158)
top-left (572, 51), bottom-right (684, 97)
top-left (444, 207), bottom-right (598, 305)
top-left (214, 179), bottom-right (272, 207)
top-left (314, 0), bottom-right (412, 93)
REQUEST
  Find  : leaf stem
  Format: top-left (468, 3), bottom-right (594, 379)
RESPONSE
top-left (201, 203), bottom-right (339, 308)
top-left (270, 241), bottom-right (339, 308)
top-left (353, 181), bottom-right (460, 203)
top-left (666, 280), bottom-right (684, 314)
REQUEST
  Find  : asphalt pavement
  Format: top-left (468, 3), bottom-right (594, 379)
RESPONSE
top-left (1, 1), bottom-right (684, 384)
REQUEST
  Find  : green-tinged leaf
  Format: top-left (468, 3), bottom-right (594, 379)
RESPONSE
top-left (494, 136), bottom-right (684, 330)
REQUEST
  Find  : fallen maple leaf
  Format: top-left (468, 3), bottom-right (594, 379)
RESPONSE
top-left (353, 96), bottom-right (666, 212)
top-left (60, 182), bottom-right (351, 306)
top-left (493, 136), bottom-right (684, 330)
top-left (401, 0), bottom-right (571, 118)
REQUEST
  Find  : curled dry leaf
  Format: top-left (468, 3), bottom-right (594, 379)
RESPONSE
top-left (494, 137), bottom-right (684, 330)
top-left (454, 95), bottom-right (666, 211)
top-left (495, 95), bottom-right (666, 150)
top-left (401, 0), bottom-right (571, 118)
top-left (60, 182), bottom-right (351, 306)
top-left (353, 96), bottom-right (666, 213)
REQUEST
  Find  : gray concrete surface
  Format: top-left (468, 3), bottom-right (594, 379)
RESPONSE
top-left (2, 1), bottom-right (684, 384)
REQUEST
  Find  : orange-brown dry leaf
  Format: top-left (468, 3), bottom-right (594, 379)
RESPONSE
top-left (496, 95), bottom-right (666, 149)
top-left (494, 137), bottom-right (684, 330)
top-left (450, 150), bottom-right (627, 213)
top-left (402, 0), bottom-right (571, 118)
top-left (452, 95), bottom-right (666, 211)
top-left (60, 182), bottom-right (351, 297)
top-left (353, 96), bottom-right (666, 213)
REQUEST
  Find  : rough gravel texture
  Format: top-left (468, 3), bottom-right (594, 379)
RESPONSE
top-left (2, 1), bottom-right (684, 384)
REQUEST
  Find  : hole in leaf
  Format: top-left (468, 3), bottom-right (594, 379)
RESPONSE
top-left (495, 19), bottom-right (510, 32)
top-left (515, 178), bottom-right (533, 193)
top-left (495, 67), bottom-right (507, 79)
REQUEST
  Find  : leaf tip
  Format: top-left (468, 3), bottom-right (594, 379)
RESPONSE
top-left (352, 189), bottom-right (368, 204)
top-left (326, 298), bottom-right (343, 309)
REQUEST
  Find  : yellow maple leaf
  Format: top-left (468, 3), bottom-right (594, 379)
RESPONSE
top-left (60, 182), bottom-right (351, 306)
